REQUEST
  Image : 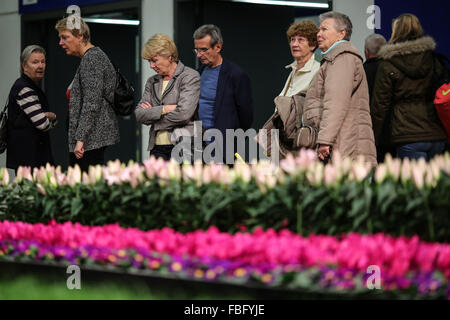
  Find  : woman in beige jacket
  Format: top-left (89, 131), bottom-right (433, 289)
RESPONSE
top-left (304, 11), bottom-right (377, 166)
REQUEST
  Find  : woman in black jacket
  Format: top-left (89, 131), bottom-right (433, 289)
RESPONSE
top-left (371, 14), bottom-right (447, 161)
top-left (6, 45), bottom-right (57, 171)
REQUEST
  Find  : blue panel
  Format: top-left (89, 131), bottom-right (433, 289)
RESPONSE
top-left (374, 0), bottom-right (450, 57)
top-left (19, 0), bottom-right (117, 15)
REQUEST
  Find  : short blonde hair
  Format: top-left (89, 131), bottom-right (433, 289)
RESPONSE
top-left (55, 16), bottom-right (91, 44)
top-left (142, 34), bottom-right (178, 61)
top-left (390, 13), bottom-right (424, 44)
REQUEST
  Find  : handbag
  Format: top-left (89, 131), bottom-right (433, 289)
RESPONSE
top-left (0, 100), bottom-right (8, 154)
top-left (277, 93), bottom-right (318, 150)
top-left (256, 72), bottom-right (319, 159)
top-left (278, 73), bottom-right (318, 150)
top-left (108, 60), bottom-right (135, 116)
top-left (294, 114), bottom-right (318, 149)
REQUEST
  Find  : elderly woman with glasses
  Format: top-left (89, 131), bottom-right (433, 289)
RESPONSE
top-left (6, 45), bottom-right (57, 171)
top-left (303, 11), bottom-right (377, 166)
top-left (280, 20), bottom-right (320, 97)
top-left (135, 34), bottom-right (201, 161)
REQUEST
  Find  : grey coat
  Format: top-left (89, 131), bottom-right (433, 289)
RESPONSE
top-left (69, 47), bottom-right (120, 152)
top-left (135, 61), bottom-right (201, 151)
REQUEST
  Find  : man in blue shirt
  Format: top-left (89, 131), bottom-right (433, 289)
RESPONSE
top-left (193, 24), bottom-right (253, 164)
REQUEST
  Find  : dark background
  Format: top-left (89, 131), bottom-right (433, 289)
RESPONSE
top-left (375, 0), bottom-right (450, 57)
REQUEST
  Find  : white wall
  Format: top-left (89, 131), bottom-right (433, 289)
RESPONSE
top-left (334, 0), bottom-right (374, 58)
top-left (0, 0), bottom-right (20, 175)
top-left (140, 0), bottom-right (174, 161)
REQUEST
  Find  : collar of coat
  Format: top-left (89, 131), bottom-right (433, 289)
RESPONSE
top-left (321, 41), bottom-right (363, 63)
top-left (151, 60), bottom-right (185, 84)
top-left (377, 36), bottom-right (436, 60)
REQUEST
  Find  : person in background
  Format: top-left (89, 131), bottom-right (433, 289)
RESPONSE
top-left (363, 34), bottom-right (386, 101)
top-left (371, 13), bottom-right (447, 161)
top-left (135, 34), bottom-right (200, 161)
top-left (303, 11), bottom-right (377, 166)
top-left (279, 20), bottom-right (320, 98)
top-left (193, 24), bottom-right (253, 163)
top-left (363, 34), bottom-right (393, 163)
top-left (6, 45), bottom-right (57, 171)
top-left (55, 17), bottom-right (120, 172)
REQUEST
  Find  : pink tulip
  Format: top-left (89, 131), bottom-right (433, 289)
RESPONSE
top-left (36, 183), bottom-right (46, 195)
top-left (234, 163), bottom-right (251, 183)
top-left (295, 149), bottom-right (317, 170)
top-left (400, 158), bottom-right (411, 184)
top-left (324, 164), bottom-right (337, 186)
top-left (411, 167), bottom-right (425, 189)
top-left (0, 168), bottom-right (9, 185)
top-left (374, 164), bottom-right (387, 184)
top-left (280, 153), bottom-right (297, 175)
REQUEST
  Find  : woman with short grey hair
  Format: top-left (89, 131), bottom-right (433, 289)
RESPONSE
top-left (6, 45), bottom-right (57, 171)
top-left (303, 11), bottom-right (377, 166)
top-left (318, 11), bottom-right (353, 41)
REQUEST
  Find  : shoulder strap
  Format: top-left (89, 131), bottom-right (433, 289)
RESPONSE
top-left (352, 76), bottom-right (363, 97)
top-left (283, 72), bottom-right (294, 97)
top-left (292, 93), bottom-right (306, 128)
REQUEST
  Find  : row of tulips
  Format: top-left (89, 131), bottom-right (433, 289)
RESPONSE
top-left (0, 220), bottom-right (449, 298)
top-left (1, 150), bottom-right (449, 190)
top-left (0, 150), bottom-right (449, 241)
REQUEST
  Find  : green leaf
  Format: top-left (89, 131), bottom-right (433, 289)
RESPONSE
top-left (70, 197), bottom-right (84, 219)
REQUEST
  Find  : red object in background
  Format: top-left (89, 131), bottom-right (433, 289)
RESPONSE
top-left (66, 89), bottom-right (71, 105)
top-left (434, 82), bottom-right (450, 142)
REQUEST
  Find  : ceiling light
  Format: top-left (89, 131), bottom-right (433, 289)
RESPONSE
top-left (83, 18), bottom-right (140, 26)
top-left (231, 0), bottom-right (329, 8)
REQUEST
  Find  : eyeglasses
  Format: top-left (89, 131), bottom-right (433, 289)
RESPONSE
top-left (193, 47), bottom-right (211, 55)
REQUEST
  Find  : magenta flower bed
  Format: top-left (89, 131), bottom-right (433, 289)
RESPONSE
top-left (0, 220), bottom-right (449, 298)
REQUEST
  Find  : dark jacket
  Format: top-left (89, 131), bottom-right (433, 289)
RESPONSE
top-left (135, 61), bottom-right (201, 151)
top-left (69, 47), bottom-right (120, 152)
top-left (363, 57), bottom-right (379, 101)
top-left (6, 74), bottom-right (54, 170)
top-left (199, 58), bottom-right (253, 162)
top-left (371, 36), bottom-right (447, 145)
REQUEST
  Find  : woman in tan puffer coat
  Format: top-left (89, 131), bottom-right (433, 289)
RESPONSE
top-left (304, 11), bottom-right (377, 167)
